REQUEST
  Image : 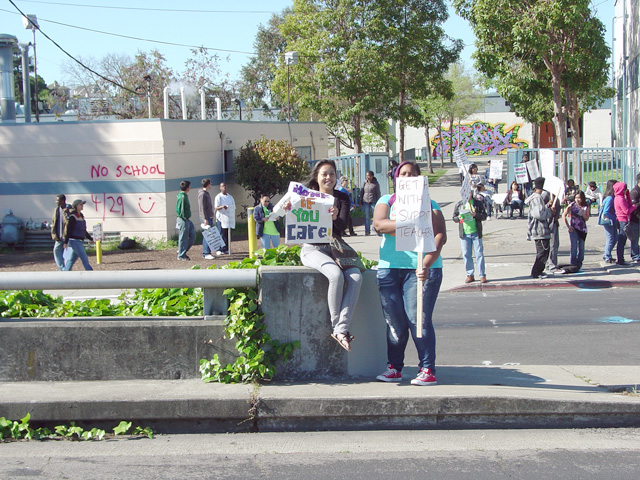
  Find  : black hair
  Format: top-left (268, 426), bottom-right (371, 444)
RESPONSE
top-left (604, 179), bottom-right (617, 197)
top-left (201, 178), bottom-right (211, 188)
top-left (180, 180), bottom-right (191, 191)
top-left (307, 160), bottom-right (337, 191)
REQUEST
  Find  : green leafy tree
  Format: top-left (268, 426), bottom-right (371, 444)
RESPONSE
top-left (415, 92), bottom-right (449, 173)
top-left (274, 0), bottom-right (386, 153)
top-left (234, 137), bottom-right (310, 203)
top-left (454, 0), bottom-right (613, 149)
top-left (238, 8), bottom-right (292, 119)
top-left (372, 0), bottom-right (462, 162)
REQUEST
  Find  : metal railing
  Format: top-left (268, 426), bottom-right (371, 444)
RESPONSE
top-left (0, 269), bottom-right (258, 317)
top-left (506, 147), bottom-right (639, 189)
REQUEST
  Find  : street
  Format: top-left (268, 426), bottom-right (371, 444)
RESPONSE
top-left (433, 287), bottom-right (640, 366)
top-left (1, 429), bottom-right (640, 479)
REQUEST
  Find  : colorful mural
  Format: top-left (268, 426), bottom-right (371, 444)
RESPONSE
top-left (431, 121), bottom-right (529, 156)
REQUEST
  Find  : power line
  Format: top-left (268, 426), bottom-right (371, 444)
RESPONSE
top-left (7, 0), bottom-right (140, 95)
top-left (15, 0), bottom-right (275, 14)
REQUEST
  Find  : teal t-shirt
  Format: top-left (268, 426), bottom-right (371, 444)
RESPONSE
top-left (376, 194), bottom-right (443, 269)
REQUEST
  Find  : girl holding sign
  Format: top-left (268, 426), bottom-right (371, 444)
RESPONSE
top-left (373, 161), bottom-right (447, 386)
top-left (300, 160), bottom-right (363, 352)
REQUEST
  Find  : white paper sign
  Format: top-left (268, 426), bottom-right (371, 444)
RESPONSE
top-left (540, 149), bottom-right (556, 179)
top-left (460, 176), bottom-right (472, 202)
top-left (525, 160), bottom-right (540, 180)
top-left (202, 225), bottom-right (225, 252)
top-left (272, 182), bottom-right (334, 244)
top-left (454, 149), bottom-right (470, 174)
top-left (543, 175), bottom-right (565, 201)
top-left (489, 159), bottom-right (503, 180)
top-left (395, 176), bottom-right (435, 253)
top-left (92, 223), bottom-right (103, 241)
top-left (514, 164), bottom-right (529, 184)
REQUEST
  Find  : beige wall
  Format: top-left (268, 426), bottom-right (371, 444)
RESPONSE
top-left (0, 119), bottom-right (328, 240)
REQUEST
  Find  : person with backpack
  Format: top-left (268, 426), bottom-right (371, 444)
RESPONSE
top-left (63, 199), bottom-right (94, 271)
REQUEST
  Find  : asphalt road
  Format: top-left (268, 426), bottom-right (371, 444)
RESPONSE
top-left (427, 287), bottom-right (640, 366)
top-left (2, 429), bottom-right (640, 479)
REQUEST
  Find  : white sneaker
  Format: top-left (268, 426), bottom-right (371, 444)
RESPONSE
top-left (215, 251), bottom-right (222, 256)
top-left (204, 254), bottom-right (215, 260)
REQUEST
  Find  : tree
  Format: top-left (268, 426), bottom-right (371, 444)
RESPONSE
top-left (238, 8), bottom-right (291, 119)
top-left (454, 0), bottom-right (613, 149)
top-left (181, 47), bottom-right (234, 119)
top-left (234, 137), bottom-right (310, 203)
top-left (274, 0), bottom-right (386, 153)
top-left (415, 92), bottom-right (448, 173)
top-left (63, 50), bottom-right (175, 119)
top-left (372, 0), bottom-right (462, 162)
top-left (13, 50), bottom-right (51, 115)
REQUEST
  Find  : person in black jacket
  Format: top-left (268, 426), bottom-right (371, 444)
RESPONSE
top-left (50, 194), bottom-right (68, 270)
top-left (253, 194), bottom-right (283, 249)
top-left (63, 199), bottom-right (94, 271)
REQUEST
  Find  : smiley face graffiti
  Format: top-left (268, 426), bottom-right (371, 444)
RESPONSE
top-left (138, 196), bottom-right (156, 214)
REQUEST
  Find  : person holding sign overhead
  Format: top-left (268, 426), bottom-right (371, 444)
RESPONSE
top-left (373, 161), bottom-right (447, 386)
top-left (299, 160), bottom-right (363, 352)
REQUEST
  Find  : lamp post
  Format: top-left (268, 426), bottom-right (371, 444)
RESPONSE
top-left (18, 42), bottom-right (31, 123)
top-left (284, 51), bottom-right (298, 123)
top-left (232, 97), bottom-right (242, 121)
top-left (144, 74), bottom-right (152, 118)
top-left (22, 14), bottom-right (39, 122)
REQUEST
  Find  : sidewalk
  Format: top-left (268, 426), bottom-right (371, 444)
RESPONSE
top-left (1, 365), bottom-right (639, 432)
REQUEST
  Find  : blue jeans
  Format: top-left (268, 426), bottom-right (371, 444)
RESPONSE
top-left (53, 240), bottom-right (65, 270)
top-left (628, 221), bottom-right (640, 261)
top-left (216, 221), bottom-right (229, 253)
top-left (460, 232), bottom-right (485, 277)
top-left (569, 230), bottom-right (585, 269)
top-left (177, 218), bottom-right (195, 258)
top-left (260, 234), bottom-right (280, 250)
top-left (617, 221), bottom-right (629, 262)
top-left (376, 268), bottom-right (442, 373)
top-left (201, 217), bottom-right (214, 256)
top-left (510, 199), bottom-right (524, 216)
top-left (64, 238), bottom-right (93, 271)
top-left (362, 202), bottom-right (374, 234)
top-left (603, 222), bottom-right (618, 261)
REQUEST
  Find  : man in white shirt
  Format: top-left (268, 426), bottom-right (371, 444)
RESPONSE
top-left (214, 182), bottom-right (236, 254)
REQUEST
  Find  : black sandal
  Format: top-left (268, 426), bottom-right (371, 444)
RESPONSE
top-left (331, 332), bottom-right (353, 352)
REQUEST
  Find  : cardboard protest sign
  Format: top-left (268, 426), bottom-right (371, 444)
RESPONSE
top-left (459, 175), bottom-right (472, 203)
top-left (202, 225), bottom-right (225, 252)
top-left (514, 163), bottom-right (529, 184)
top-left (454, 149), bottom-right (470, 175)
top-left (272, 182), bottom-right (334, 244)
top-left (540, 149), bottom-right (556, 179)
top-left (543, 175), bottom-right (565, 202)
top-left (395, 176), bottom-right (435, 253)
top-left (525, 159), bottom-right (540, 180)
top-left (489, 159), bottom-right (503, 180)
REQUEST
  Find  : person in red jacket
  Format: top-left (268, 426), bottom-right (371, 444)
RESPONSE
top-left (613, 182), bottom-right (638, 265)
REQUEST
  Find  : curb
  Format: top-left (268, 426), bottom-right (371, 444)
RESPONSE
top-left (447, 278), bottom-right (640, 292)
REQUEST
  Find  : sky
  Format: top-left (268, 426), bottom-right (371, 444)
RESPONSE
top-left (0, 0), bottom-right (616, 88)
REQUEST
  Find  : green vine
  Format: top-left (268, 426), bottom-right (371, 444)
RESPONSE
top-left (0, 414), bottom-right (153, 442)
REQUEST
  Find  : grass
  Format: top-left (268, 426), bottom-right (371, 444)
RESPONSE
top-left (424, 169), bottom-right (447, 186)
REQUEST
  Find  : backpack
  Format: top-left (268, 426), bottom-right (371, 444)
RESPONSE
top-left (117, 237), bottom-right (136, 250)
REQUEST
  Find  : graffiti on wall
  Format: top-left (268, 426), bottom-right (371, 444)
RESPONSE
top-left (431, 121), bottom-right (529, 156)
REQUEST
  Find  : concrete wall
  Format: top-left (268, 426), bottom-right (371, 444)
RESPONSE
top-left (0, 267), bottom-right (388, 382)
top-left (0, 119), bottom-right (329, 240)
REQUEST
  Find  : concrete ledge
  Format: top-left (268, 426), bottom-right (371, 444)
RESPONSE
top-left (259, 266), bottom-right (387, 380)
top-left (0, 317), bottom-right (236, 381)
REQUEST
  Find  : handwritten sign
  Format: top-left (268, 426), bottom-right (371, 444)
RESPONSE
top-left (460, 176), bottom-right (472, 203)
top-left (540, 149), bottom-right (556, 179)
top-left (92, 223), bottom-right (103, 242)
top-left (202, 225), bottom-right (225, 252)
top-left (514, 164), bottom-right (529, 184)
top-left (454, 149), bottom-right (470, 175)
top-left (395, 176), bottom-right (435, 253)
top-left (272, 182), bottom-right (334, 244)
top-left (489, 159), bottom-right (503, 180)
top-left (525, 159), bottom-right (540, 180)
